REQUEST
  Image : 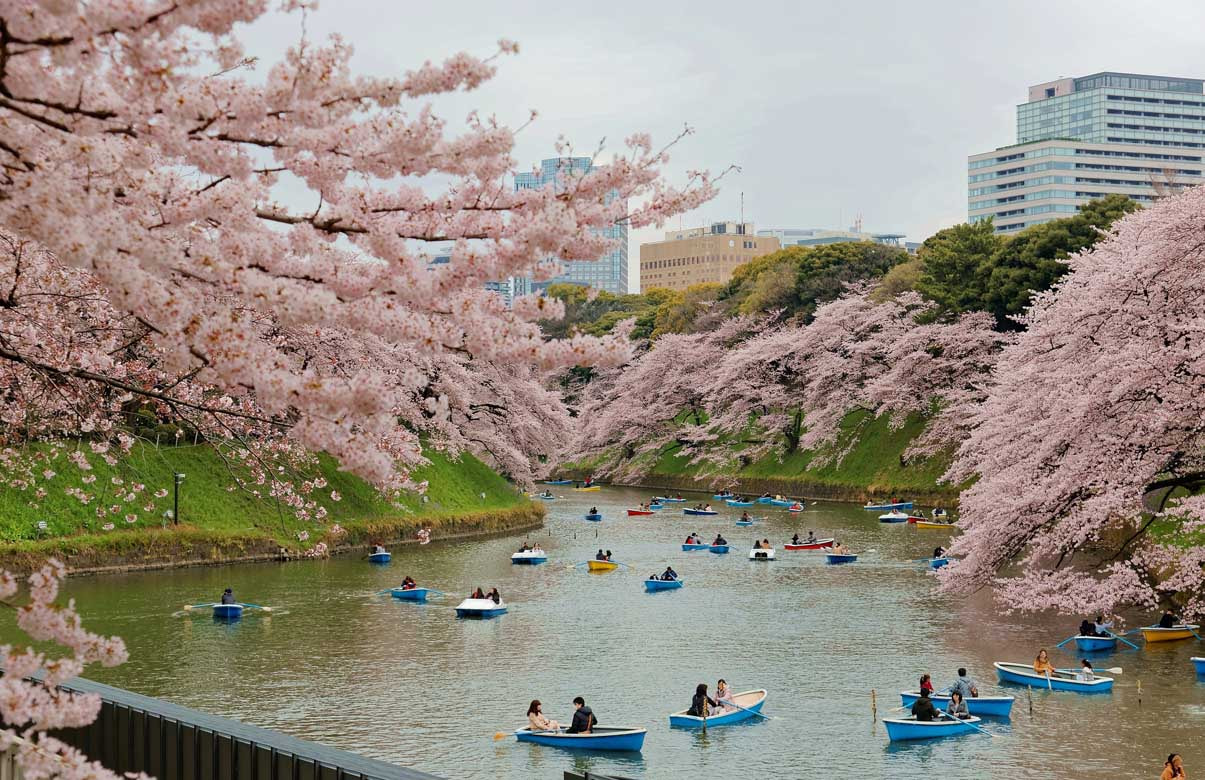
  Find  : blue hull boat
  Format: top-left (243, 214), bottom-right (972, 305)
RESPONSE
top-left (735, 520), bottom-right (753, 526)
top-left (368, 552), bottom-right (392, 563)
top-left (1073, 635), bottom-right (1117, 652)
top-left (212, 604), bottom-right (244, 620)
top-left (683, 508), bottom-right (718, 515)
top-left (899, 691), bottom-right (1014, 718)
top-left (883, 715), bottom-right (982, 741)
top-left (455, 598), bottom-right (507, 618)
top-left (669, 689), bottom-right (767, 728)
top-left (682, 543), bottom-right (709, 551)
top-left (726, 500), bottom-right (754, 507)
top-left (390, 587), bottom-right (431, 601)
top-left (1193, 657), bottom-right (1205, 675)
top-left (930, 557), bottom-right (949, 569)
top-left (537, 494), bottom-right (557, 500)
top-left (864, 501), bottom-right (913, 510)
top-left (543, 479), bottom-right (572, 485)
top-left (709, 545), bottom-right (730, 554)
top-left (769, 499), bottom-right (793, 507)
top-left (511, 553), bottom-right (547, 564)
top-left (826, 553), bottom-right (857, 564)
top-left (514, 727), bottom-right (645, 752)
top-left (994, 662), bottom-right (1113, 692)
top-left (713, 493), bottom-right (735, 500)
top-left (656, 497), bottom-right (686, 503)
top-left (756, 497), bottom-right (774, 504)
top-left (644, 578), bottom-right (683, 592)
top-left (585, 513), bottom-right (602, 522)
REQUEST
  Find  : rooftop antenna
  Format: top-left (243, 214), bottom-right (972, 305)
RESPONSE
top-left (740, 191), bottom-right (745, 226)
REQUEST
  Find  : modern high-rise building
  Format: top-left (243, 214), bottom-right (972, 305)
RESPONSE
top-left (514, 157), bottom-right (629, 295)
top-left (969, 71), bottom-right (1205, 233)
top-left (429, 252), bottom-right (531, 308)
top-left (639, 222), bottom-right (780, 292)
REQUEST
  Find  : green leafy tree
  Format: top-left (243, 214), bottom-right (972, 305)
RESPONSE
top-left (651, 283), bottom-right (722, 337)
top-left (870, 257), bottom-right (923, 302)
top-left (914, 219), bottom-right (1004, 318)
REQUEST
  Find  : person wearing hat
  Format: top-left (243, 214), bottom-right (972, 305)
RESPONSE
top-left (220, 588), bottom-right (235, 605)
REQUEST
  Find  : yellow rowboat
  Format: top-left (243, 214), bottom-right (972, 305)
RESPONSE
top-left (914, 521), bottom-right (954, 530)
top-left (586, 560), bottom-right (619, 572)
top-left (573, 486), bottom-right (601, 492)
top-left (1140, 624), bottom-right (1200, 643)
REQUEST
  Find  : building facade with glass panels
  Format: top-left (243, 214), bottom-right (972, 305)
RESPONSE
top-left (514, 157), bottom-right (629, 294)
top-left (970, 72), bottom-right (1205, 233)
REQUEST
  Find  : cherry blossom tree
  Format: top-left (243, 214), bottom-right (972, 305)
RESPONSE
top-left (940, 188), bottom-right (1205, 619)
top-left (0, 0), bottom-right (717, 493)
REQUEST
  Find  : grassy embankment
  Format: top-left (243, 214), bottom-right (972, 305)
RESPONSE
top-left (0, 442), bottom-right (541, 574)
top-left (564, 411), bottom-right (961, 504)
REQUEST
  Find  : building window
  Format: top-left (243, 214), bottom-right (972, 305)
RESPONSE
top-left (1046, 87), bottom-right (1056, 98)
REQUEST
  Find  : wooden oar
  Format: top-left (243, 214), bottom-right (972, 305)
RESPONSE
top-left (1105, 630), bottom-right (1141, 650)
top-left (494, 727), bottom-right (561, 740)
top-left (182, 602), bottom-right (216, 611)
top-left (1054, 634), bottom-right (1078, 649)
top-left (938, 710), bottom-right (994, 738)
top-left (714, 698), bottom-right (770, 721)
top-left (240, 602), bottom-right (274, 613)
top-left (1057, 666), bottom-right (1122, 675)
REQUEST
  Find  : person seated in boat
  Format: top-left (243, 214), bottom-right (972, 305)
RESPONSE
top-left (401, 576), bottom-right (417, 590)
top-left (675, 493), bottom-right (683, 499)
top-left (686, 683), bottom-right (718, 717)
top-left (540, 490), bottom-right (552, 498)
top-left (220, 587), bottom-right (235, 605)
top-left (789, 502), bottom-right (803, 510)
top-left (1033, 649), bottom-right (1057, 678)
top-left (946, 690), bottom-right (970, 719)
top-left (1078, 618), bottom-right (1096, 637)
top-left (703, 504), bottom-right (713, 512)
top-left (761, 538), bottom-right (771, 549)
top-left (919, 673), bottom-right (934, 696)
top-left (566, 697), bottom-right (594, 734)
top-left (714, 679), bottom-right (734, 712)
top-left (518, 542), bottom-right (531, 552)
top-left (933, 546), bottom-right (946, 560)
top-left (372, 544), bottom-right (387, 555)
top-left (1158, 610), bottom-right (1180, 629)
top-left (527, 700), bottom-right (560, 733)
top-left (486, 587), bottom-right (501, 604)
top-left (471, 587), bottom-right (485, 599)
top-left (596, 549), bottom-right (606, 561)
top-left (531, 544), bottom-right (543, 554)
top-left (740, 511), bottom-right (751, 522)
top-left (589, 506), bottom-right (598, 515)
top-left (1162, 754), bottom-right (1186, 780)
top-left (685, 534), bottom-right (695, 544)
top-left (791, 533), bottom-right (801, 545)
top-left (604, 550), bottom-right (612, 561)
top-left (1091, 615), bottom-right (1113, 636)
top-left (661, 566), bottom-right (678, 581)
top-left (910, 688), bottom-right (939, 722)
top-left (1078, 659), bottom-right (1095, 681)
top-left (806, 530), bottom-right (817, 543)
top-left (947, 667), bottom-right (979, 698)
top-left (712, 534), bottom-right (727, 546)
top-left (832, 541), bottom-right (849, 555)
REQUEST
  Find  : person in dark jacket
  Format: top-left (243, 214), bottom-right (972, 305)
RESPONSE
top-left (567, 697), bottom-right (594, 733)
top-left (486, 587), bottom-right (501, 604)
top-left (911, 689), bottom-right (939, 722)
top-left (1158, 610), bottom-right (1180, 629)
top-left (687, 683), bottom-right (718, 717)
top-left (220, 588), bottom-right (235, 604)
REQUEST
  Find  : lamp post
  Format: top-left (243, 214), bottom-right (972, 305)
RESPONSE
top-left (172, 472), bottom-right (185, 525)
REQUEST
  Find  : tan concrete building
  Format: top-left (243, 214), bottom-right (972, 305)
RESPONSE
top-left (639, 222), bottom-right (781, 293)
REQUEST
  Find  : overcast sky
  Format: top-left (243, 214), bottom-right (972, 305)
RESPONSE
top-left (241, 0), bottom-right (1205, 290)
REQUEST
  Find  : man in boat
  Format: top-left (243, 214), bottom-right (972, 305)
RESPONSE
top-left (589, 506), bottom-right (598, 515)
top-left (806, 530), bottom-right (817, 543)
top-left (661, 566), bottom-right (678, 581)
top-left (686, 683), bottom-right (718, 717)
top-left (372, 543), bottom-right (387, 555)
top-left (947, 668), bottom-right (979, 698)
top-left (220, 587), bottom-right (235, 605)
top-left (712, 534), bottom-right (727, 546)
top-left (519, 542), bottom-right (531, 552)
top-left (910, 688), bottom-right (939, 722)
top-left (740, 511), bottom-right (752, 522)
top-left (596, 549), bottom-right (606, 561)
top-left (933, 545), bottom-right (946, 559)
top-left (1158, 610), bottom-right (1180, 629)
top-left (566, 697), bottom-right (595, 734)
top-left (791, 533), bottom-right (801, 545)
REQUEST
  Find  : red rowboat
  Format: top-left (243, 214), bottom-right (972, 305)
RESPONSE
top-left (784, 538), bottom-right (835, 550)
top-left (627, 509), bottom-right (655, 516)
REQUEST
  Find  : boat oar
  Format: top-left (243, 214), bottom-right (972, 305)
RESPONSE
top-left (1054, 634), bottom-right (1078, 649)
top-left (714, 699), bottom-right (771, 721)
top-left (1057, 666), bottom-right (1122, 675)
top-left (182, 602), bottom-right (217, 611)
top-left (939, 711), bottom-right (994, 738)
top-left (1105, 630), bottom-right (1141, 650)
top-left (240, 602), bottom-right (274, 612)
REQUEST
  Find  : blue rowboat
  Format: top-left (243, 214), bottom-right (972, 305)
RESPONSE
top-left (682, 543), bottom-right (709, 551)
top-left (537, 494), bottom-right (557, 500)
top-left (1073, 635), bottom-right (1117, 652)
top-left (930, 557), bottom-right (949, 569)
top-left (683, 508), bottom-right (718, 516)
top-left (713, 493), bottom-right (735, 500)
top-left (899, 691), bottom-right (1014, 718)
top-left (513, 727), bottom-right (646, 752)
top-left (993, 662), bottom-right (1113, 692)
top-left (709, 545), bottom-right (730, 554)
top-left (726, 499), bottom-right (754, 507)
top-left (543, 479), bottom-right (572, 485)
top-left (644, 578), bottom-right (683, 592)
top-left (883, 715), bottom-right (983, 741)
top-left (390, 587), bottom-right (431, 601)
top-left (735, 520), bottom-right (753, 526)
top-left (669, 689), bottom-right (767, 728)
top-left (454, 598), bottom-right (507, 618)
top-left (1193, 657), bottom-right (1205, 675)
top-left (656, 497), bottom-right (686, 503)
top-left (585, 513), bottom-right (603, 522)
top-left (212, 603), bottom-right (244, 620)
top-left (756, 497), bottom-right (774, 504)
top-left (826, 553), bottom-right (857, 564)
top-left (368, 552), bottom-right (392, 563)
top-left (864, 501), bottom-right (913, 511)
top-left (769, 499), bottom-right (793, 507)
top-left (511, 551), bottom-right (547, 565)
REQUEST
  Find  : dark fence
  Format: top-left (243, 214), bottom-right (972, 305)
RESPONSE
top-left (48, 677), bottom-right (443, 780)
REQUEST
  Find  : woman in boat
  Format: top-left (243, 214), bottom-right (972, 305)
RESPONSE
top-left (527, 700), bottom-right (560, 732)
top-left (1162, 754), bottom-right (1186, 780)
top-left (714, 679), bottom-right (735, 712)
top-left (662, 566), bottom-right (678, 581)
top-left (910, 688), bottom-right (938, 722)
top-left (531, 543), bottom-right (543, 554)
top-left (686, 683), bottom-right (718, 717)
top-left (933, 545), bottom-right (946, 559)
top-left (791, 533), bottom-right (801, 544)
top-left (919, 673), bottom-right (934, 696)
top-left (1033, 649), bottom-right (1057, 678)
top-left (713, 534), bottom-right (728, 546)
top-left (946, 691), bottom-right (970, 719)
top-left (604, 550), bottom-right (612, 560)
top-left (1092, 615), bottom-right (1112, 636)
top-left (1078, 659), bottom-right (1095, 681)
top-left (486, 587), bottom-right (501, 604)
top-left (740, 511), bottom-right (751, 522)
top-left (401, 576), bottom-right (417, 590)
top-left (761, 538), bottom-right (771, 549)
top-left (372, 543), bottom-right (387, 555)
top-left (471, 587), bottom-right (486, 599)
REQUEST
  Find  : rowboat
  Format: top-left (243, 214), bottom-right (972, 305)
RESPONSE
top-left (785, 538), bottom-right (834, 550)
top-left (787, 505), bottom-right (806, 512)
top-left (1139, 624), bottom-right (1200, 643)
top-left (644, 578), bottom-right (683, 592)
top-left (212, 603), bottom-right (244, 620)
top-left (368, 551), bottom-right (391, 563)
top-left (735, 520), bottom-right (753, 526)
top-left (513, 727), bottom-right (646, 752)
top-left (864, 501), bottom-right (913, 511)
top-left (587, 560), bottom-right (619, 572)
top-left (454, 598), bottom-right (507, 618)
top-left (511, 550), bottom-right (547, 565)
top-left (713, 493), bottom-right (735, 500)
top-left (1193, 657), bottom-right (1205, 675)
top-left (915, 520), bottom-right (953, 530)
top-left (905, 516), bottom-right (927, 524)
top-left (543, 479), bottom-right (572, 485)
top-left (627, 509), bottom-right (654, 516)
top-left (930, 557), bottom-right (949, 569)
top-left (879, 511), bottom-right (909, 523)
top-left (749, 547), bottom-right (775, 561)
top-left (883, 715), bottom-right (983, 741)
top-left (756, 496), bottom-right (774, 504)
top-left (682, 543), bottom-right (710, 551)
top-left (899, 691), bottom-right (1014, 718)
top-left (826, 553), bottom-right (857, 564)
top-left (584, 513), bottom-right (603, 522)
top-left (709, 545), bottom-right (730, 554)
top-left (390, 587), bottom-right (431, 601)
top-left (683, 508), bottom-right (718, 516)
top-left (656, 497), bottom-right (686, 503)
top-left (726, 499), bottom-right (754, 507)
top-left (574, 486), bottom-right (601, 492)
top-left (993, 662), bottom-right (1113, 692)
top-left (1072, 635), bottom-right (1117, 652)
top-left (536, 494), bottom-right (557, 500)
top-left (769, 499), bottom-right (794, 507)
top-left (648, 503), bottom-right (664, 510)
top-left (668, 689), bottom-right (767, 728)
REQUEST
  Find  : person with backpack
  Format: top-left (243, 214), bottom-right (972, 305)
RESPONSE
top-left (947, 667), bottom-right (979, 698)
top-left (567, 697), bottom-right (595, 733)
